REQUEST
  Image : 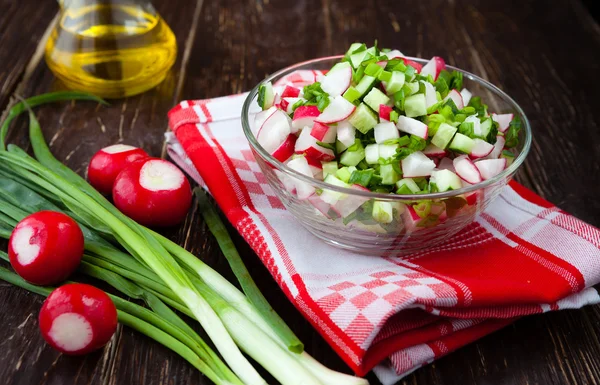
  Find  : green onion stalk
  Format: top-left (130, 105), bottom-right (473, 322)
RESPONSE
top-left (0, 94), bottom-right (369, 385)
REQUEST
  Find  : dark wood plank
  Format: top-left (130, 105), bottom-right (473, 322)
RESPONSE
top-left (0, 0), bottom-right (57, 111)
top-left (0, 0), bottom-right (598, 384)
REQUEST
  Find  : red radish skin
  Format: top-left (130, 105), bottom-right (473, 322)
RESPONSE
top-left (420, 56), bottom-right (446, 81)
top-left (491, 113), bottom-right (514, 133)
top-left (39, 284), bottom-right (118, 355)
top-left (401, 58), bottom-right (423, 73)
top-left (310, 122), bottom-right (337, 143)
top-left (87, 145), bottom-right (149, 195)
top-left (445, 89), bottom-right (464, 109)
top-left (292, 105), bottom-right (320, 131)
top-left (281, 86), bottom-right (300, 98)
top-left (379, 104), bottom-right (393, 121)
top-left (8, 211), bottom-right (84, 285)
top-left (113, 159), bottom-right (192, 227)
top-left (423, 143), bottom-right (447, 157)
top-left (271, 134), bottom-right (297, 162)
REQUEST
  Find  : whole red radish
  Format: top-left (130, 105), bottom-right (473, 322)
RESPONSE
top-left (8, 211), bottom-right (84, 285)
top-left (112, 158), bottom-right (192, 227)
top-left (39, 284), bottom-right (118, 355)
top-left (87, 144), bottom-right (149, 195)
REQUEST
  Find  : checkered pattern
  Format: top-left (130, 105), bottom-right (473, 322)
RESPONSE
top-left (166, 70), bottom-right (600, 384)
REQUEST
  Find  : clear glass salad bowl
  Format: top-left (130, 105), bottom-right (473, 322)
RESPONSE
top-left (241, 56), bottom-right (531, 255)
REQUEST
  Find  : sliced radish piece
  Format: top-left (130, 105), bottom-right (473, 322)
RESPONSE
top-left (315, 95), bottom-right (356, 124)
top-left (453, 155), bottom-right (482, 184)
top-left (291, 105), bottom-right (320, 132)
top-left (113, 158), bottom-right (192, 227)
top-left (334, 184), bottom-right (370, 217)
top-left (281, 85), bottom-right (301, 98)
top-left (253, 106), bottom-right (277, 135)
top-left (444, 89), bottom-right (464, 109)
top-left (287, 157), bottom-right (316, 199)
top-left (437, 157), bottom-right (455, 172)
top-left (39, 284), bottom-right (117, 355)
top-left (271, 134), bottom-right (297, 162)
top-left (310, 122), bottom-right (337, 143)
top-left (486, 135), bottom-right (506, 159)
top-left (294, 127), bottom-right (335, 161)
top-left (422, 143), bottom-right (447, 157)
top-left (491, 113), bottom-right (514, 133)
top-left (320, 62), bottom-right (352, 97)
top-left (379, 104), bottom-right (393, 121)
top-left (420, 56), bottom-right (446, 81)
top-left (460, 88), bottom-right (473, 106)
top-left (87, 145), bottom-right (149, 195)
top-left (257, 109), bottom-right (292, 153)
top-left (401, 151), bottom-right (436, 177)
top-left (308, 194), bottom-right (332, 218)
top-left (396, 115), bottom-right (428, 139)
top-left (422, 81), bottom-right (438, 109)
top-left (401, 58), bottom-right (423, 73)
top-left (469, 138), bottom-right (494, 159)
top-left (376, 61), bottom-right (387, 68)
top-left (475, 158), bottom-right (507, 180)
top-left (374, 121), bottom-right (399, 144)
top-left (9, 211), bottom-right (84, 285)
top-left (384, 49), bottom-right (404, 59)
top-left (305, 156), bottom-right (323, 179)
top-left (336, 121), bottom-right (356, 147)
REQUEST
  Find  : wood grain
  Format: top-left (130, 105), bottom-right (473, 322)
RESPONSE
top-left (0, 0), bottom-right (598, 384)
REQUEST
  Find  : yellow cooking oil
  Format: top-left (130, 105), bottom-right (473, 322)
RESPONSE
top-left (45, 2), bottom-right (177, 98)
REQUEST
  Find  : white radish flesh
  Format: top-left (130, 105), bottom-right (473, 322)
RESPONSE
top-left (453, 155), bottom-right (482, 184)
top-left (475, 158), bottom-right (507, 180)
top-left (401, 151), bottom-right (436, 177)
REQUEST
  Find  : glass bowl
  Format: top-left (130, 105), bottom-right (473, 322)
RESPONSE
top-left (241, 56), bottom-right (531, 255)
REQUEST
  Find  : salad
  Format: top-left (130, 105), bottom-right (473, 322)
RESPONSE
top-left (253, 42), bottom-right (521, 228)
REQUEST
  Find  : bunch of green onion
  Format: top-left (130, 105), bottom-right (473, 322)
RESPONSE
top-left (0, 92), bottom-right (368, 385)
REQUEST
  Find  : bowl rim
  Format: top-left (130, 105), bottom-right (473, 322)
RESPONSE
top-left (241, 55), bottom-right (532, 200)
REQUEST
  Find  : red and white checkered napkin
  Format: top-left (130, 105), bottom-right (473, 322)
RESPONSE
top-left (166, 70), bottom-right (600, 384)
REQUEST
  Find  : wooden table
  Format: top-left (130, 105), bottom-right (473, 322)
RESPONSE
top-left (1, 0), bottom-right (598, 384)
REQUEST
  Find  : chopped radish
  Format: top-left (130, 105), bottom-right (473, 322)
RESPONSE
top-left (310, 122), bottom-right (337, 143)
top-left (423, 143), bottom-right (447, 157)
top-left (87, 145), bottom-right (149, 195)
top-left (320, 62), bottom-right (352, 97)
top-left (437, 157), bottom-right (455, 172)
top-left (287, 157), bottom-right (316, 199)
top-left (486, 135), bottom-right (506, 159)
top-left (396, 116), bottom-right (428, 139)
top-left (374, 121), bottom-right (399, 144)
top-left (491, 113), bottom-right (514, 133)
top-left (420, 56), bottom-right (446, 81)
top-left (271, 134), bottom-right (297, 162)
top-left (464, 114), bottom-right (482, 136)
top-left (253, 106), bottom-right (277, 135)
top-left (475, 158), bottom-right (507, 180)
top-left (308, 195), bottom-right (332, 218)
top-left (401, 58), bottom-right (423, 73)
top-left (384, 50), bottom-right (404, 59)
top-left (305, 156), bottom-right (323, 179)
top-left (444, 89), bottom-right (464, 109)
top-left (294, 126), bottom-right (335, 161)
top-left (315, 95), bottom-right (356, 124)
top-left (113, 158), bottom-right (192, 227)
top-left (280, 97), bottom-right (303, 114)
top-left (460, 88), bottom-right (473, 106)
top-left (453, 155), bottom-right (482, 184)
top-left (39, 284), bottom-right (117, 355)
top-left (334, 184), bottom-right (370, 217)
top-left (401, 151), bottom-right (436, 177)
top-left (469, 138), bottom-right (494, 159)
top-left (281, 85), bottom-right (301, 98)
top-left (376, 61), bottom-right (387, 68)
top-left (336, 121), bottom-right (356, 147)
top-left (422, 81), bottom-right (438, 109)
top-left (8, 211), bottom-right (83, 285)
top-left (379, 104), bottom-right (393, 121)
top-left (257, 109), bottom-right (292, 153)
top-left (291, 105), bottom-right (320, 132)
